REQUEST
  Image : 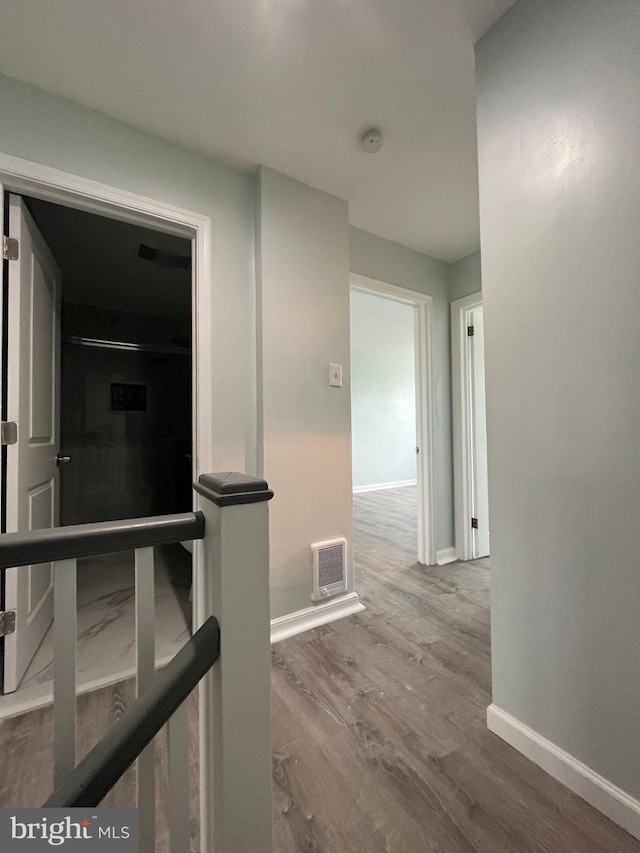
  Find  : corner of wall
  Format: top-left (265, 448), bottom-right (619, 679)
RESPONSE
top-left (446, 250), bottom-right (482, 303)
top-left (257, 167), bottom-right (352, 620)
top-left (253, 167), bottom-right (264, 480)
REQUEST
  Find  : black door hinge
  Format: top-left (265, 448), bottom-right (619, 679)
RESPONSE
top-left (0, 611), bottom-right (16, 636)
top-left (2, 236), bottom-right (19, 261)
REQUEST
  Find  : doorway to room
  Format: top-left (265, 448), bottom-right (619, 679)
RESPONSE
top-left (0, 193), bottom-right (194, 715)
top-left (451, 292), bottom-right (490, 561)
top-left (349, 274), bottom-right (435, 577)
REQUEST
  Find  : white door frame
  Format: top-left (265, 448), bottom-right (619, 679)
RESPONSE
top-left (0, 153), bottom-right (212, 588)
top-left (451, 291), bottom-right (483, 561)
top-left (350, 273), bottom-right (436, 566)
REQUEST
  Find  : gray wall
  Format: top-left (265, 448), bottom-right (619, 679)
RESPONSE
top-left (258, 168), bottom-right (352, 619)
top-left (350, 291), bottom-right (416, 489)
top-left (0, 71), bottom-right (460, 622)
top-left (447, 250), bottom-right (482, 302)
top-left (477, 0), bottom-right (640, 799)
top-left (350, 227), bottom-right (453, 551)
top-left (0, 72), bottom-right (255, 477)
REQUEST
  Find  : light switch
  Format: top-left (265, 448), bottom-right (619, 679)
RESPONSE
top-left (329, 363), bottom-right (343, 387)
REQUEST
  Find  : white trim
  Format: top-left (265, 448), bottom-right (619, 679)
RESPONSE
top-left (0, 153), bottom-right (213, 478)
top-left (436, 547), bottom-right (457, 565)
top-left (350, 273), bottom-right (436, 566)
top-left (353, 479), bottom-right (417, 494)
top-left (487, 704), bottom-right (640, 841)
top-left (351, 273), bottom-right (433, 307)
top-left (0, 154), bottom-right (213, 698)
top-left (270, 592), bottom-right (365, 644)
top-left (451, 291), bottom-right (482, 561)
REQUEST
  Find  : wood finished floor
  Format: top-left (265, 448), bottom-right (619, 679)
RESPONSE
top-left (1, 485), bottom-right (639, 852)
top-left (0, 679), bottom-right (201, 849)
top-left (271, 486), bottom-right (640, 852)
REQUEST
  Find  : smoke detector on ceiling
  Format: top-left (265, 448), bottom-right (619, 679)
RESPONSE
top-left (360, 128), bottom-right (383, 153)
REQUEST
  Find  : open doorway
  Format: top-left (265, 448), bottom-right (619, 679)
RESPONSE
top-left (349, 274), bottom-right (435, 576)
top-left (0, 193), bottom-right (194, 715)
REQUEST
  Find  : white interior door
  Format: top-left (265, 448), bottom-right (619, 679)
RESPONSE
top-left (469, 306), bottom-right (489, 558)
top-left (3, 193), bottom-right (60, 693)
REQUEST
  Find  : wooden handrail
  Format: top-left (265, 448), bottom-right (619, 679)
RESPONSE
top-left (0, 511), bottom-right (205, 569)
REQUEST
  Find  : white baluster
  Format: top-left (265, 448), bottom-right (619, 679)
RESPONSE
top-left (195, 473), bottom-right (273, 853)
top-left (168, 702), bottom-right (190, 852)
top-left (53, 558), bottom-right (77, 789)
top-left (135, 546), bottom-right (156, 851)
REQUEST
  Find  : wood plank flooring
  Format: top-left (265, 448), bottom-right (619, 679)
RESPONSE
top-left (0, 678), bottom-right (201, 849)
top-left (1, 485), bottom-right (638, 852)
top-left (271, 486), bottom-right (640, 852)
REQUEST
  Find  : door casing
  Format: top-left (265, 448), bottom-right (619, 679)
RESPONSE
top-left (350, 272), bottom-right (436, 566)
top-left (0, 153), bottom-right (212, 689)
top-left (451, 291), bottom-right (490, 560)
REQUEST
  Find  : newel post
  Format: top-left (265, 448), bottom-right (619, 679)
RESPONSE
top-left (194, 473), bottom-right (274, 853)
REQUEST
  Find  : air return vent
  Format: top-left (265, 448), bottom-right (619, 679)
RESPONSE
top-left (137, 243), bottom-right (191, 269)
top-left (311, 538), bottom-right (347, 602)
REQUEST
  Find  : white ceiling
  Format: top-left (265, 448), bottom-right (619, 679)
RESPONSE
top-left (0, 0), bottom-right (516, 264)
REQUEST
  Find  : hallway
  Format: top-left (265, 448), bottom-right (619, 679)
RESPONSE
top-left (1, 488), bottom-right (638, 851)
top-left (270, 488), bottom-right (638, 852)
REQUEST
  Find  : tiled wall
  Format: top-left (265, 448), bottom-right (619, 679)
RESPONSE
top-left (60, 303), bottom-right (191, 525)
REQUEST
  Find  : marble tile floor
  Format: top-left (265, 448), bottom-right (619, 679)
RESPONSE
top-left (0, 543), bottom-right (192, 719)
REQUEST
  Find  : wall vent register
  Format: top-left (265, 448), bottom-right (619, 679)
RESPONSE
top-left (311, 537), bottom-right (347, 601)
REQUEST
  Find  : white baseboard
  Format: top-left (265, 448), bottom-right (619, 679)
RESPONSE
top-left (436, 546), bottom-right (457, 565)
top-left (487, 704), bottom-right (640, 841)
top-left (353, 479), bottom-right (417, 494)
top-left (270, 591), bottom-right (365, 644)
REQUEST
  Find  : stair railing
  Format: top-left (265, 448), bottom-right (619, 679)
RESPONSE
top-left (0, 471), bottom-right (274, 853)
